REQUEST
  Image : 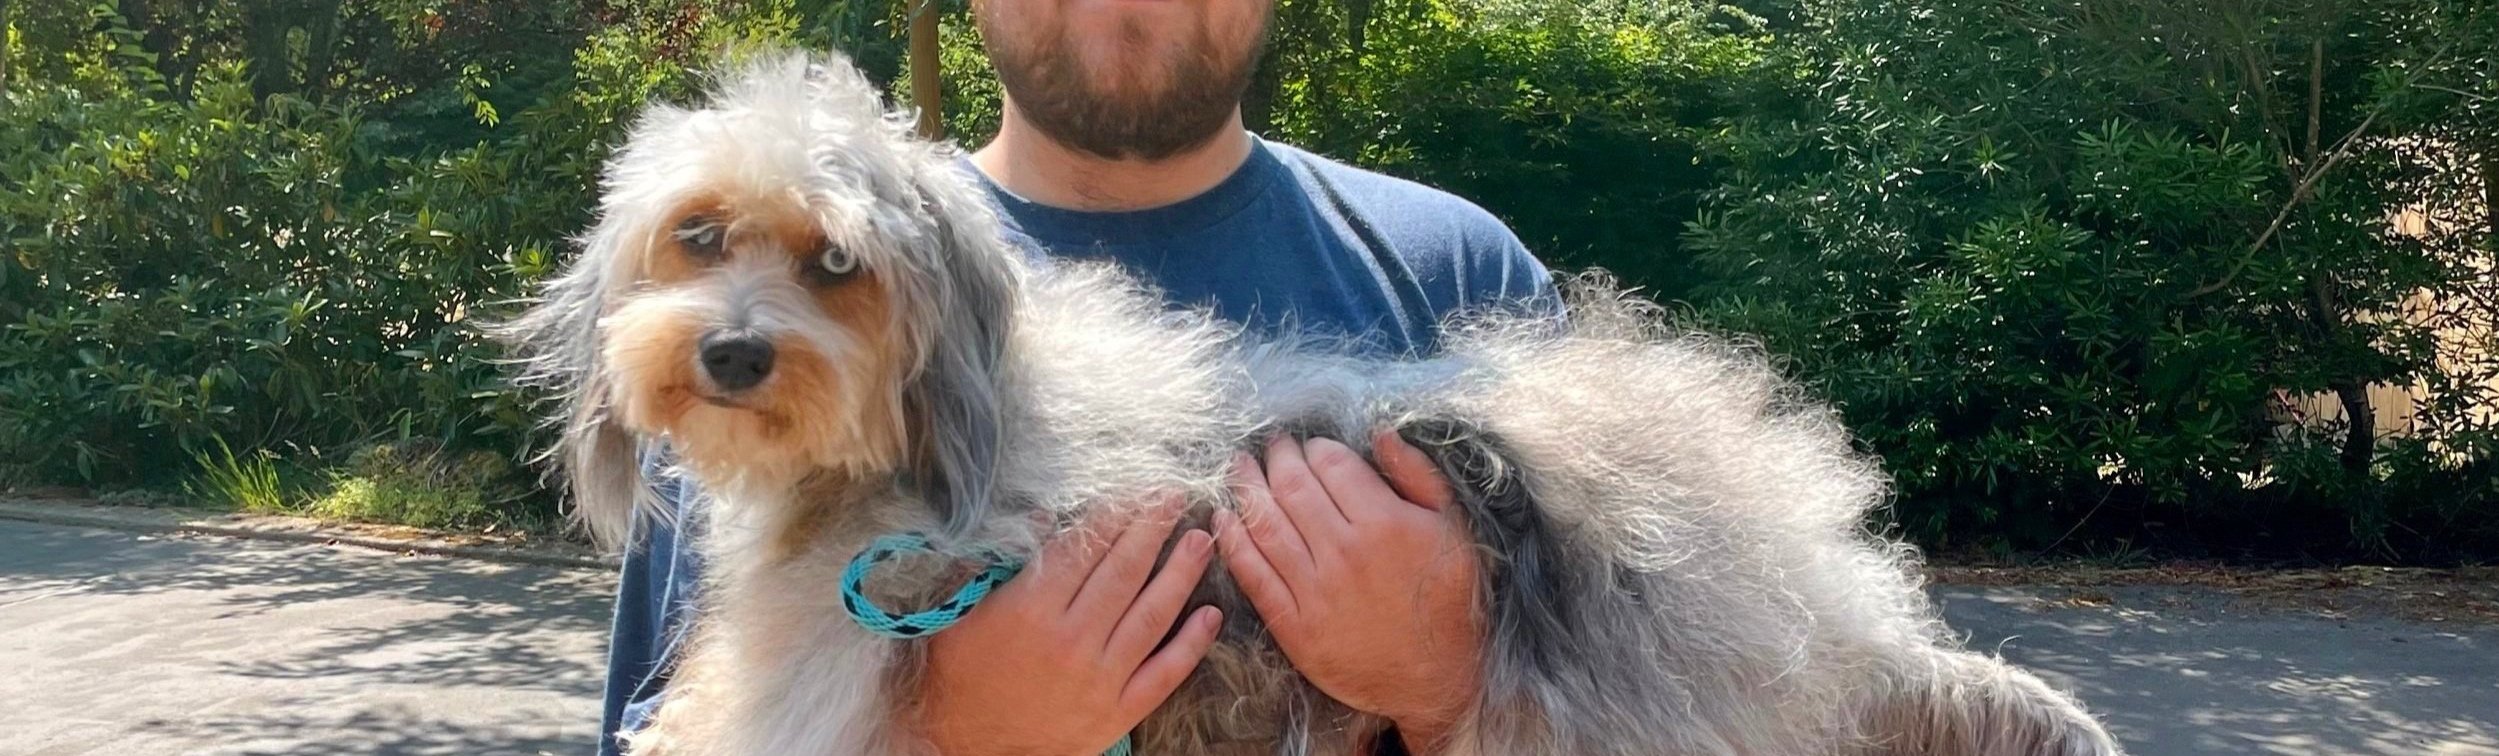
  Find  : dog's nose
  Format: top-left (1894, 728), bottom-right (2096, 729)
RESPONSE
top-left (699, 331), bottom-right (775, 392)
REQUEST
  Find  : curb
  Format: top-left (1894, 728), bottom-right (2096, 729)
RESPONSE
top-left (0, 500), bottom-right (615, 570)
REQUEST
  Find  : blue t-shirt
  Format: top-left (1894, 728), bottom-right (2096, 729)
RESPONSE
top-left (598, 136), bottom-right (1555, 754)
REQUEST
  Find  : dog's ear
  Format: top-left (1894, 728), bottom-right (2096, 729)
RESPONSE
top-left (896, 160), bottom-right (1019, 540)
top-left (496, 213), bottom-right (656, 551)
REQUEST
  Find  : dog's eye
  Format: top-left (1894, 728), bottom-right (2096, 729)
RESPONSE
top-left (673, 218), bottom-right (726, 259)
top-left (813, 243), bottom-right (859, 281)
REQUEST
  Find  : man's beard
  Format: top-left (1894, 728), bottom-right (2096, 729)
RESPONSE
top-left (981, 13), bottom-right (1267, 162)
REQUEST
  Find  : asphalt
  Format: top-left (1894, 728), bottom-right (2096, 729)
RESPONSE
top-left (2, 518), bottom-right (2493, 755)
top-left (1942, 584), bottom-right (2499, 755)
top-left (1, 519), bottom-right (611, 756)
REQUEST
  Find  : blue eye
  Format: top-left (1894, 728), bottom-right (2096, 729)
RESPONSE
top-left (818, 244), bottom-right (858, 277)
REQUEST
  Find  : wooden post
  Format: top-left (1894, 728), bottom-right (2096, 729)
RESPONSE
top-left (910, 0), bottom-right (943, 140)
top-left (1, 0), bottom-right (12, 96)
top-left (2484, 146), bottom-right (2497, 248)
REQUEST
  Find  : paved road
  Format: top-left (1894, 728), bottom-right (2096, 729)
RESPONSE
top-left (1944, 584), bottom-right (2498, 755)
top-left (2, 519), bottom-right (2493, 755)
top-left (2, 519), bottom-right (610, 755)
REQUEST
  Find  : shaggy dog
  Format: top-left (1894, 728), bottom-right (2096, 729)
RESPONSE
top-left (505, 51), bottom-right (2126, 756)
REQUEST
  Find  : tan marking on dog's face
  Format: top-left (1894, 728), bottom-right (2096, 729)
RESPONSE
top-left (753, 314), bottom-right (908, 473)
top-left (600, 300), bottom-right (707, 434)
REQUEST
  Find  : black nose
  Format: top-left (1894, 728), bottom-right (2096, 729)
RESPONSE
top-left (699, 331), bottom-right (775, 391)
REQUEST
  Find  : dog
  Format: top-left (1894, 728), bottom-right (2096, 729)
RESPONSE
top-left (503, 50), bottom-right (2126, 756)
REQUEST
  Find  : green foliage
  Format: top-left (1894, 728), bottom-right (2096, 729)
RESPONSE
top-left (189, 436), bottom-right (290, 513)
top-left (1691, 0), bottom-right (2499, 559)
top-left (309, 441), bottom-right (538, 530)
top-left (0, 0), bottom-right (783, 525)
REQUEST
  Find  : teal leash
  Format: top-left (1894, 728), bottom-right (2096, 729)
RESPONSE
top-left (842, 532), bottom-right (1138, 756)
top-left (840, 533), bottom-right (1018, 638)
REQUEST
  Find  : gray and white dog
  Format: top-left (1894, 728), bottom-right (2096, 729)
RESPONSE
top-left (505, 51), bottom-right (2125, 756)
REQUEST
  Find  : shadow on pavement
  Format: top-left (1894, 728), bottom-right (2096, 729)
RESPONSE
top-left (128, 701), bottom-right (580, 756)
top-left (1, 520), bottom-right (610, 694)
top-left (0, 520), bottom-right (614, 754)
top-left (1940, 585), bottom-right (2499, 755)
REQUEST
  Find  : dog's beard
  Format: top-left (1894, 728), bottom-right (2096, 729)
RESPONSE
top-left (981, 10), bottom-right (1267, 162)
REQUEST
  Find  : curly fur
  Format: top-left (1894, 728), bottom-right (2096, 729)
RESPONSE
top-left (502, 50), bottom-right (2126, 756)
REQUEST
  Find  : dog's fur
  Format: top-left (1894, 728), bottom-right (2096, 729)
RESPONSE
top-left (504, 51), bottom-right (2126, 756)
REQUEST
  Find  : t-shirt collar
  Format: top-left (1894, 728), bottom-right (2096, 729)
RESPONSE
top-left (968, 132), bottom-right (1282, 247)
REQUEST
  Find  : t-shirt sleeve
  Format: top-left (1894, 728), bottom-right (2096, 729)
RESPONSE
top-left (1419, 191), bottom-right (1557, 318)
top-left (1467, 221), bottom-right (1561, 316)
top-left (1274, 144), bottom-right (1560, 331)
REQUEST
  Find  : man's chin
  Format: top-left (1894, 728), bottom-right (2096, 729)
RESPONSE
top-left (1065, 0), bottom-right (1193, 30)
top-left (1069, 0), bottom-right (1189, 14)
top-left (1039, 119), bottom-right (1228, 163)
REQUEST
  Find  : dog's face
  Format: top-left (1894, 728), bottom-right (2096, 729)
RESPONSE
top-left (511, 54), bottom-right (1017, 543)
top-left (596, 168), bottom-right (909, 484)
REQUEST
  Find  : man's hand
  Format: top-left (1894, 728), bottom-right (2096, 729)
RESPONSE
top-left (920, 498), bottom-right (1223, 756)
top-left (1214, 432), bottom-right (1487, 753)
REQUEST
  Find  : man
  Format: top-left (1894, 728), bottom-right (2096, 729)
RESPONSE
top-left (601, 0), bottom-right (1556, 753)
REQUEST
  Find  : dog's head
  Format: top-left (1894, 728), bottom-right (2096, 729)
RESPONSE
top-left (504, 52), bottom-right (1016, 548)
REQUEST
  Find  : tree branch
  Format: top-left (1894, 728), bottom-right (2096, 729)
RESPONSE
top-left (2306, 40), bottom-right (2324, 165)
top-left (2189, 110), bottom-right (2381, 298)
top-left (2413, 82), bottom-right (2495, 104)
top-left (908, 0), bottom-right (942, 140)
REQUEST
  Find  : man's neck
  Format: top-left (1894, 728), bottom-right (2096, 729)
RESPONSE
top-left (970, 101), bottom-right (1255, 213)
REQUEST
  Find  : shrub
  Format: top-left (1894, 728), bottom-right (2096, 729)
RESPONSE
top-left (307, 441), bottom-right (536, 530)
top-left (0, 1), bottom-right (777, 526)
top-left (1689, 0), bottom-right (2499, 559)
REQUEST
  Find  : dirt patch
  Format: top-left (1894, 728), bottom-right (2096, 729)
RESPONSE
top-left (1933, 562), bottom-right (2499, 625)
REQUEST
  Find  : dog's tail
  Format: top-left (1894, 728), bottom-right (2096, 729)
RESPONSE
top-left (1849, 648), bottom-right (2125, 756)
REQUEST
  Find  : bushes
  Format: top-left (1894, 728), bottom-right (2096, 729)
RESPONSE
top-left (1689, 0), bottom-right (2499, 559)
top-left (0, 1), bottom-right (760, 522)
top-left (0, 59), bottom-right (403, 484)
top-left (306, 441), bottom-right (534, 530)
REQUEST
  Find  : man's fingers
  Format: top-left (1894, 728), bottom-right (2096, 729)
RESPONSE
top-left (1229, 452), bottom-right (1317, 584)
top-left (1263, 435), bottom-right (1350, 536)
top-left (1106, 528), bottom-right (1215, 666)
top-left (1302, 436), bottom-right (1410, 522)
top-left (1372, 429), bottom-right (1459, 513)
top-left (1067, 495), bottom-right (1187, 621)
top-left (1213, 507), bottom-right (1300, 626)
top-left (1014, 510), bottom-right (1126, 605)
top-left (1118, 606), bottom-right (1223, 719)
